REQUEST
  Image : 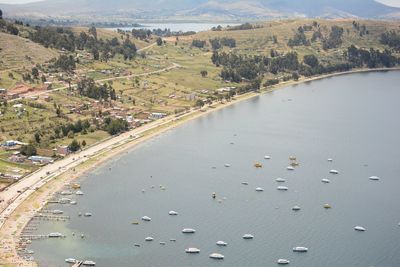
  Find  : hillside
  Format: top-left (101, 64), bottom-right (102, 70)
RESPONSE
top-left (1, 0), bottom-right (400, 21)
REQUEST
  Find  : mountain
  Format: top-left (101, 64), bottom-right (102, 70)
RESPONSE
top-left (1, 0), bottom-right (399, 20)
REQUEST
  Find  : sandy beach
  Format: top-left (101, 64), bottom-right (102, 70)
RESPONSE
top-left (1, 66), bottom-right (399, 266)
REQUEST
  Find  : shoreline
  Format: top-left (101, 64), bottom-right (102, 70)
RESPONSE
top-left (0, 66), bottom-right (399, 266)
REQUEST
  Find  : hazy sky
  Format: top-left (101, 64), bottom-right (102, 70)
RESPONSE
top-left (0, 0), bottom-right (400, 7)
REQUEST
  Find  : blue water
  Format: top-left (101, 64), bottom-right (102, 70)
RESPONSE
top-left (29, 71), bottom-right (400, 267)
top-left (113, 23), bottom-right (238, 33)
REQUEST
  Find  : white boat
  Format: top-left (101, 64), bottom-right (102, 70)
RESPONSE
top-left (277, 186), bottom-right (289, 191)
top-left (241, 182), bottom-right (249, 185)
top-left (224, 163), bottom-right (231, 167)
top-left (329, 170), bottom-right (339, 174)
top-left (65, 258), bottom-right (77, 264)
top-left (185, 247), bottom-right (200, 253)
top-left (145, 236), bottom-right (154, 241)
top-left (61, 191), bottom-right (73, 195)
top-left (75, 190), bottom-right (84, 195)
top-left (321, 179), bottom-right (331, 183)
top-left (255, 187), bottom-right (264, 192)
top-left (48, 232), bottom-right (63, 238)
top-left (293, 247), bottom-right (308, 252)
top-left (84, 212), bottom-right (92, 217)
top-left (327, 158), bottom-right (333, 162)
top-left (369, 176), bottom-right (380, 181)
top-left (287, 166), bottom-right (295, 171)
top-left (216, 241), bottom-right (228, 246)
top-left (277, 259), bottom-right (290, 264)
top-left (52, 210), bottom-right (63, 214)
top-left (82, 260), bottom-right (96, 266)
top-left (354, 226), bottom-right (366, 231)
top-left (182, 228), bottom-right (196, 233)
top-left (26, 250), bottom-right (34, 254)
top-left (242, 234), bottom-right (254, 239)
top-left (292, 206), bottom-right (301, 211)
top-left (275, 178), bottom-right (286, 183)
top-left (168, 211), bottom-right (178, 216)
top-left (59, 198), bottom-right (71, 204)
top-left (141, 216), bottom-right (151, 221)
top-left (70, 201), bottom-right (77, 205)
top-left (209, 253), bottom-right (224, 259)
top-left (264, 156), bottom-right (271, 159)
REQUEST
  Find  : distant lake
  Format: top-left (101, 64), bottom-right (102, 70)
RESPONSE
top-left (111, 23), bottom-right (239, 32)
top-left (28, 71), bottom-right (400, 267)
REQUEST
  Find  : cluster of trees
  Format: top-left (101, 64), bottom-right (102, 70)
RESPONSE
top-left (352, 21), bottom-right (369, 36)
top-left (52, 55), bottom-right (76, 72)
top-left (346, 45), bottom-right (398, 68)
top-left (226, 23), bottom-right (262, 31)
top-left (103, 117), bottom-right (128, 135)
top-left (54, 120), bottom-right (91, 139)
top-left (192, 39), bottom-right (206, 48)
top-left (322, 26), bottom-right (344, 50)
top-left (380, 31), bottom-right (400, 51)
top-left (210, 38), bottom-right (236, 50)
top-left (27, 26), bottom-right (136, 61)
top-left (77, 78), bottom-right (117, 101)
top-left (288, 27), bottom-right (311, 47)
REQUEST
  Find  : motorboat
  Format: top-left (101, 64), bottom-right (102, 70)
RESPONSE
top-left (255, 187), bottom-right (264, 192)
top-left (242, 234), bottom-right (254, 239)
top-left (52, 210), bottom-right (63, 214)
top-left (65, 258), bottom-right (77, 264)
top-left (254, 163), bottom-right (263, 168)
top-left (141, 216), bottom-right (151, 221)
top-left (275, 178), bottom-right (286, 182)
top-left (182, 228), bottom-right (196, 233)
top-left (321, 179), bottom-right (330, 183)
top-left (59, 198), bottom-right (71, 204)
top-left (145, 237), bottom-right (154, 241)
top-left (329, 170), bottom-right (339, 174)
top-left (369, 176), bottom-right (380, 181)
top-left (209, 253), bottom-right (224, 259)
top-left (277, 186), bottom-right (289, 191)
top-left (48, 232), bottom-right (63, 238)
top-left (75, 190), bottom-right (84, 195)
top-left (61, 191), bottom-right (73, 195)
top-left (84, 212), bottom-right (92, 217)
top-left (292, 206), bottom-right (301, 211)
top-left (159, 242), bottom-right (166, 245)
top-left (293, 247), bottom-right (308, 252)
top-left (264, 156), bottom-right (271, 159)
top-left (277, 259), bottom-right (290, 264)
top-left (354, 226), bottom-right (366, 231)
top-left (82, 260), bottom-right (96, 266)
top-left (224, 164), bottom-right (231, 167)
top-left (134, 243), bottom-right (140, 247)
top-left (287, 166), bottom-right (295, 171)
top-left (185, 248), bottom-right (200, 253)
top-left (327, 158), bottom-right (333, 162)
top-left (168, 211), bottom-right (178, 216)
top-left (323, 204), bottom-right (332, 209)
top-left (70, 201), bottom-right (77, 205)
top-left (216, 241), bottom-right (228, 246)
top-left (241, 182), bottom-right (249, 185)
top-left (72, 184), bottom-right (81, 189)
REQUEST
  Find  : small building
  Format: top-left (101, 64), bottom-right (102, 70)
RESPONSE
top-left (3, 140), bottom-right (26, 147)
top-left (0, 88), bottom-right (6, 94)
top-left (150, 112), bottom-right (167, 120)
top-left (28, 156), bottom-right (54, 164)
top-left (56, 145), bottom-right (70, 157)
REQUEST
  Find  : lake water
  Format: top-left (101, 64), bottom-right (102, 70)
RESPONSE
top-left (113, 23), bottom-right (238, 33)
top-left (28, 71), bottom-right (400, 267)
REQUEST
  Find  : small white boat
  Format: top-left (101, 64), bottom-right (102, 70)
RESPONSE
top-left (48, 232), bottom-right (63, 238)
top-left (65, 258), bottom-right (77, 264)
top-left (82, 260), bottom-right (96, 266)
top-left (287, 166), bottom-right (295, 171)
top-left (84, 212), bottom-right (92, 217)
top-left (27, 250), bottom-right (34, 254)
top-left (277, 259), bottom-right (290, 264)
top-left (292, 206), bottom-right (301, 211)
top-left (185, 247), bottom-right (200, 253)
top-left (354, 226), bottom-right (366, 231)
top-left (275, 178), bottom-right (286, 183)
top-left (242, 234), bottom-right (254, 239)
top-left (327, 158), bottom-right (333, 162)
top-left (75, 190), bottom-right (84, 195)
top-left (209, 253), bottom-right (224, 259)
top-left (277, 186), bottom-right (289, 191)
top-left (216, 241), bottom-right (228, 246)
top-left (293, 247), bottom-right (308, 252)
top-left (182, 228), bottom-right (196, 233)
top-left (168, 211), bottom-right (178, 216)
top-left (369, 176), bottom-right (380, 181)
top-left (241, 182), bottom-right (249, 185)
top-left (141, 216), bottom-right (151, 221)
top-left (70, 201), bottom-right (77, 205)
top-left (329, 170), bottom-right (339, 174)
top-left (321, 179), bottom-right (331, 183)
top-left (224, 164), bottom-right (231, 167)
top-left (59, 198), bottom-right (71, 204)
top-left (61, 191), bottom-right (73, 195)
top-left (52, 210), bottom-right (63, 214)
top-left (264, 156), bottom-right (271, 159)
top-left (145, 236), bottom-right (154, 241)
top-left (255, 187), bottom-right (264, 192)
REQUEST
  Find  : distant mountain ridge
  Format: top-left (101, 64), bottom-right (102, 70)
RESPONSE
top-left (1, 0), bottom-right (400, 20)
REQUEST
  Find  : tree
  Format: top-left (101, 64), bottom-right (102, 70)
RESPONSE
top-left (31, 67), bottom-right (39, 79)
top-left (0, 9), bottom-right (3, 20)
top-left (68, 139), bottom-right (81, 152)
top-left (156, 37), bottom-right (163, 46)
top-left (81, 140), bottom-right (87, 147)
top-left (92, 48), bottom-right (100, 60)
top-left (200, 70), bottom-right (208, 77)
top-left (34, 132), bottom-right (41, 143)
top-left (20, 144), bottom-right (37, 156)
top-left (89, 26), bottom-right (97, 40)
top-left (303, 55), bottom-right (319, 68)
top-left (195, 99), bottom-right (205, 107)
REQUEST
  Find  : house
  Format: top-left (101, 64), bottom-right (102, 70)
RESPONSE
top-left (56, 145), bottom-right (70, 157)
top-left (3, 140), bottom-right (26, 147)
top-left (28, 156), bottom-right (54, 164)
top-left (150, 112), bottom-right (167, 120)
top-left (0, 88), bottom-right (6, 94)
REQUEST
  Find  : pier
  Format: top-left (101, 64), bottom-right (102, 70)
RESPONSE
top-left (33, 214), bottom-right (70, 221)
